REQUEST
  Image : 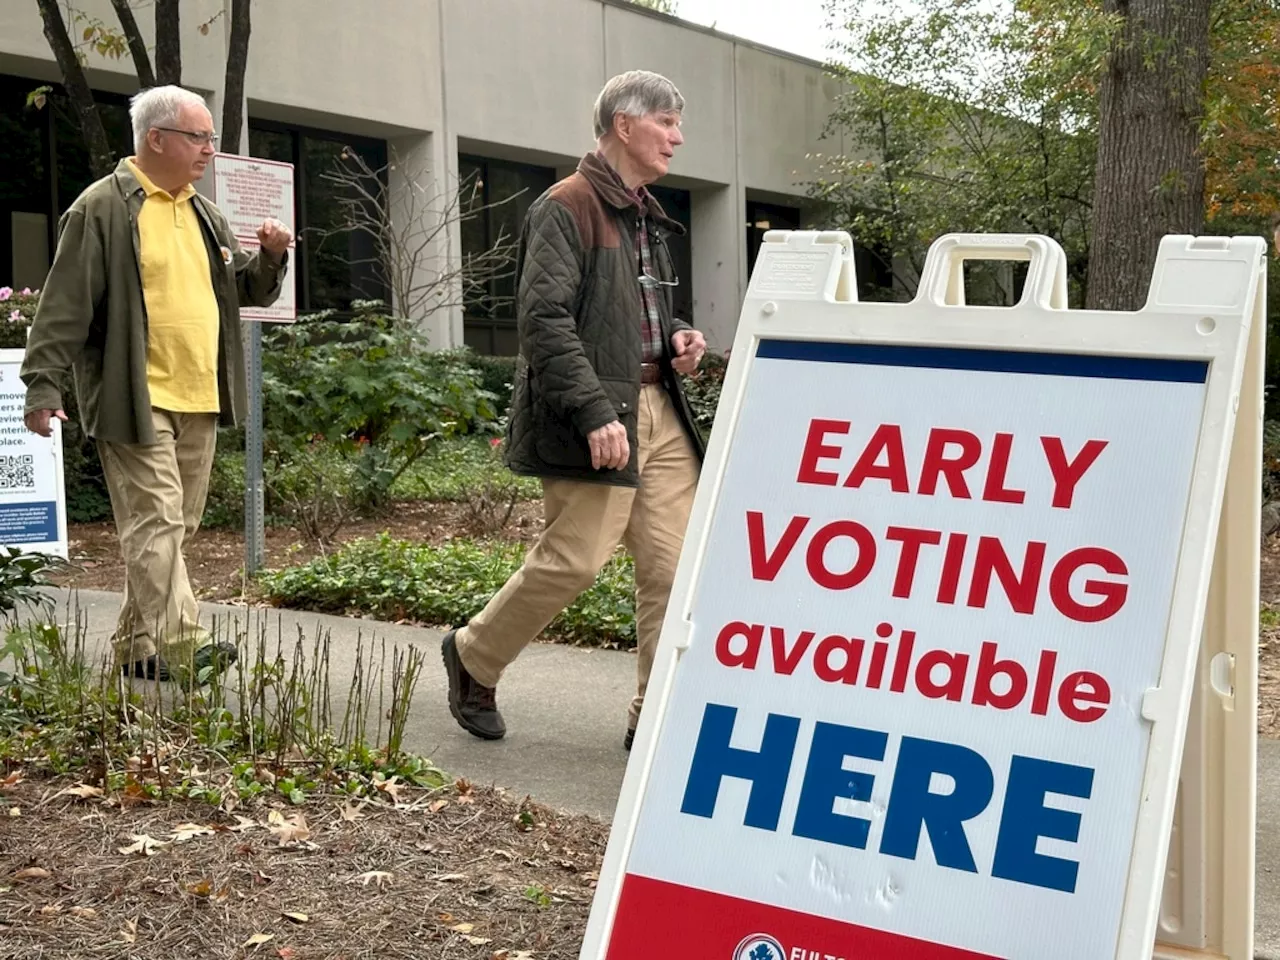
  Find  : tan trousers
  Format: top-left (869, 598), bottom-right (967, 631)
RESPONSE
top-left (98, 408), bottom-right (218, 667)
top-left (456, 384), bottom-right (699, 728)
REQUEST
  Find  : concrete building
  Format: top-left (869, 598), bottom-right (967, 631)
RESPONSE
top-left (0, 0), bottom-right (878, 353)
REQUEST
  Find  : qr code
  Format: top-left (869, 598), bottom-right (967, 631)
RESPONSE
top-left (0, 454), bottom-right (35, 490)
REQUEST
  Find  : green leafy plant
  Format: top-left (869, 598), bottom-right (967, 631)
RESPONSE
top-left (260, 534), bottom-right (637, 647)
top-left (681, 351), bottom-right (728, 440)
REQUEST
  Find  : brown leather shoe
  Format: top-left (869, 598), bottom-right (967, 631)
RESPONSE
top-left (441, 629), bottom-right (506, 740)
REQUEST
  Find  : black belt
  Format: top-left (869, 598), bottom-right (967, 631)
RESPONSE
top-left (640, 362), bottom-right (663, 384)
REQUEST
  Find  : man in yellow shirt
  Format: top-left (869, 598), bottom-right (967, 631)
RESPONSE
top-left (22, 86), bottom-right (291, 684)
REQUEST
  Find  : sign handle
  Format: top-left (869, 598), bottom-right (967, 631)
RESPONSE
top-left (918, 233), bottom-right (1070, 310)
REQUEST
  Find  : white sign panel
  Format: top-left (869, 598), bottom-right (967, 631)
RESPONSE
top-left (583, 232), bottom-right (1263, 960)
top-left (0, 350), bottom-right (66, 559)
top-left (203, 153), bottom-right (296, 323)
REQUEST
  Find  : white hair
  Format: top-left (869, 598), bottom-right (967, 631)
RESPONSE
top-left (593, 70), bottom-right (684, 140)
top-left (129, 85), bottom-right (210, 151)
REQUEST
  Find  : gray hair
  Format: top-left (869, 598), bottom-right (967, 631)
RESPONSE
top-left (592, 70), bottom-right (684, 140)
top-left (129, 85), bottom-right (210, 151)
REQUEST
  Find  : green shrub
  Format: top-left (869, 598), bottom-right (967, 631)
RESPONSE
top-left (468, 353), bottom-right (518, 418)
top-left (260, 534), bottom-right (637, 647)
top-left (681, 350), bottom-right (728, 440)
top-left (393, 436), bottom-right (540, 502)
top-left (203, 440), bottom-right (246, 529)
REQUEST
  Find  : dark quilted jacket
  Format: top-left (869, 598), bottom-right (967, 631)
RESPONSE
top-left (503, 153), bottom-right (706, 487)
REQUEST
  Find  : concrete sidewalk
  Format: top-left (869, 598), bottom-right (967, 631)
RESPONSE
top-left (29, 588), bottom-right (1280, 957)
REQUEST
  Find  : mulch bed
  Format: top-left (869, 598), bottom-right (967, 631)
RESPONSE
top-left (0, 774), bottom-right (607, 959)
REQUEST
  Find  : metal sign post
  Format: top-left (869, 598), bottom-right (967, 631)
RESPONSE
top-left (244, 322), bottom-right (266, 575)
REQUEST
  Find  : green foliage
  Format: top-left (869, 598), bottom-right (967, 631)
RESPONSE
top-left (392, 436), bottom-right (540, 503)
top-left (813, 0), bottom-right (1118, 304)
top-left (0, 548), bottom-right (61, 620)
top-left (468, 354), bottom-right (518, 419)
top-left (681, 352), bottom-right (728, 440)
top-left (261, 534), bottom-right (638, 647)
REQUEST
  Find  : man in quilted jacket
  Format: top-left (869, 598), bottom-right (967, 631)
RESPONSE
top-left (442, 70), bottom-right (707, 751)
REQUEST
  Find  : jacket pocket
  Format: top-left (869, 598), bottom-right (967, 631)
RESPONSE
top-left (533, 375), bottom-right (638, 470)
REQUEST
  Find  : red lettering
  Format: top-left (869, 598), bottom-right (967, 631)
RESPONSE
top-left (982, 432), bottom-right (1026, 504)
top-left (1059, 671), bottom-right (1111, 722)
top-left (919, 428), bottom-right (982, 499)
top-left (1041, 437), bottom-right (1108, 509)
top-left (805, 520), bottom-right (877, 590)
top-left (915, 649), bottom-right (970, 702)
top-left (715, 621), bottom-right (762, 669)
top-left (937, 532), bottom-right (968, 605)
top-left (972, 641), bottom-right (1029, 710)
top-left (747, 511), bottom-right (809, 582)
top-left (889, 628), bottom-right (916, 693)
top-left (866, 641), bottom-right (889, 689)
top-left (1049, 547), bottom-right (1129, 623)
top-left (770, 626), bottom-right (816, 676)
top-left (966, 537), bottom-right (1046, 615)
top-left (886, 526), bottom-right (942, 599)
top-left (1031, 650), bottom-right (1058, 716)
top-left (797, 419), bottom-right (850, 486)
top-left (843, 423), bottom-right (909, 492)
top-left (813, 634), bottom-right (864, 684)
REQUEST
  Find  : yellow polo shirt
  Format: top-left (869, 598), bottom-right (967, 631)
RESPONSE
top-left (127, 158), bottom-right (221, 413)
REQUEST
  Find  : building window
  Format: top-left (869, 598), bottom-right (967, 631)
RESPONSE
top-left (0, 73), bottom-right (131, 289)
top-left (745, 200), bottom-right (801, 280)
top-left (648, 185), bottom-right (692, 326)
top-left (458, 154), bottom-right (556, 356)
top-left (249, 121), bottom-right (389, 313)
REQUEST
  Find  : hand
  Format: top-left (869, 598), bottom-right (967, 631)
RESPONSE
top-left (587, 420), bottom-right (629, 471)
top-left (257, 218), bottom-right (292, 260)
top-left (671, 329), bottom-right (707, 375)
top-left (25, 409), bottom-right (67, 438)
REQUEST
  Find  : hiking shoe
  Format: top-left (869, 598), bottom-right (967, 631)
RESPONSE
top-left (624, 727), bottom-right (636, 752)
top-left (441, 629), bottom-right (506, 740)
top-left (121, 655), bottom-right (171, 682)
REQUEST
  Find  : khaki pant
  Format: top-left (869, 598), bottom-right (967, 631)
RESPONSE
top-left (457, 384), bottom-right (699, 728)
top-left (98, 408), bottom-right (218, 668)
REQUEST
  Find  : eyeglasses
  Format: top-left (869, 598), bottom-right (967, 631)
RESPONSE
top-left (638, 269), bottom-right (679, 289)
top-left (156, 127), bottom-right (219, 147)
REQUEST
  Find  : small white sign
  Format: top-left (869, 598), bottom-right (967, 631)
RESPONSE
top-left (236, 238), bottom-right (297, 323)
top-left (0, 349), bottom-right (66, 559)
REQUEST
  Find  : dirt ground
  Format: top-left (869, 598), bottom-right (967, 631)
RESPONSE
top-left (0, 775), bottom-right (606, 959)
top-left (44, 507), bottom-right (1280, 739)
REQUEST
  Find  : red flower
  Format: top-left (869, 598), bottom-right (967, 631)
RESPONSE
top-left (489, 437), bottom-right (503, 449)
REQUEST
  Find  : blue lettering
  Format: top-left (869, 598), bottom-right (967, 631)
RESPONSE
top-left (792, 721), bottom-right (887, 849)
top-left (992, 755), bottom-right (1094, 893)
top-left (680, 703), bottom-right (800, 830)
top-left (880, 736), bottom-right (994, 873)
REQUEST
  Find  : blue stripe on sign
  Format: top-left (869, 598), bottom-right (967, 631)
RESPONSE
top-left (755, 339), bottom-right (1210, 384)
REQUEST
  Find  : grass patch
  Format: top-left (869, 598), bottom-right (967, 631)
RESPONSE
top-left (259, 534), bottom-right (637, 648)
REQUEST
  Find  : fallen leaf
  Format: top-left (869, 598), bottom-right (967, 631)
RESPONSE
top-left (455, 778), bottom-right (475, 804)
top-left (243, 932), bottom-right (275, 948)
top-left (356, 870), bottom-right (392, 887)
top-left (227, 814), bottom-right (258, 832)
top-left (428, 799), bottom-right (449, 814)
top-left (375, 776), bottom-right (404, 804)
top-left (0, 771), bottom-right (23, 792)
top-left (40, 904), bottom-right (61, 916)
top-left (450, 922), bottom-right (475, 934)
top-left (53, 784), bottom-right (103, 801)
top-left (7, 807), bottom-right (19, 817)
top-left (171, 822), bottom-right (214, 842)
top-left (432, 873), bottom-right (468, 882)
top-left (118, 834), bottom-right (167, 857)
top-left (13, 867), bottom-right (51, 881)
top-left (267, 812), bottom-right (310, 845)
top-left (69, 907), bottom-right (97, 919)
top-left (282, 911), bottom-right (309, 923)
top-left (339, 800), bottom-right (364, 821)
top-left (119, 918), bottom-right (138, 944)
top-left (185, 879), bottom-right (213, 897)
top-left (465, 936), bottom-right (493, 946)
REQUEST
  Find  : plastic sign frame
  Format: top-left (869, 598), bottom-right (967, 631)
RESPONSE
top-left (580, 231), bottom-right (1264, 960)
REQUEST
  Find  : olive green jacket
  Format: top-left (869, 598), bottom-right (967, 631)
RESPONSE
top-left (21, 158), bottom-right (287, 444)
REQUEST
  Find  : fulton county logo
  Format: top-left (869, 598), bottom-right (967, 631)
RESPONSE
top-left (733, 933), bottom-right (785, 960)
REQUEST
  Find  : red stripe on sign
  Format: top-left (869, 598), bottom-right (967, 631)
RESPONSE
top-left (604, 874), bottom-right (1003, 960)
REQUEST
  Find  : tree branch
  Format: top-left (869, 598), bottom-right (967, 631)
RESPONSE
top-left (108, 0), bottom-right (154, 87)
top-left (220, 0), bottom-right (251, 153)
top-left (36, 0), bottom-right (114, 178)
top-left (154, 0), bottom-right (180, 85)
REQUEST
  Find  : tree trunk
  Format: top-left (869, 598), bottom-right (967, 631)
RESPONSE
top-left (220, 0), bottom-right (252, 154)
top-left (155, 0), bottom-right (181, 85)
top-left (1086, 0), bottom-right (1212, 310)
top-left (109, 0), bottom-right (155, 88)
top-left (35, 0), bottom-right (114, 179)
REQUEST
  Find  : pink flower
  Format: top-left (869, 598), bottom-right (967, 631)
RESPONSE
top-left (0, 287), bottom-right (11, 302)
top-left (8, 310), bottom-right (20, 322)
top-left (19, 288), bottom-right (31, 296)
top-left (489, 436), bottom-right (502, 449)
